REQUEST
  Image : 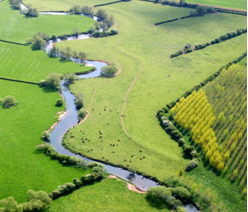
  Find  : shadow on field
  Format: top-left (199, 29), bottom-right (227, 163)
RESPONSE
top-left (145, 196), bottom-right (167, 210)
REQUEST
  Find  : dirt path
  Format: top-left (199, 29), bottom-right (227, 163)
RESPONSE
top-left (115, 41), bottom-right (143, 138)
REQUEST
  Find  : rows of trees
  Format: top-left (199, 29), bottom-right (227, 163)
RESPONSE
top-left (70, 6), bottom-right (115, 32)
top-left (169, 64), bottom-right (247, 193)
top-left (170, 90), bottom-right (225, 171)
top-left (204, 64), bottom-right (247, 192)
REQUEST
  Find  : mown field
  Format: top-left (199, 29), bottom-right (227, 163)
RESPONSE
top-left (0, 80), bottom-right (92, 202)
top-left (47, 178), bottom-right (169, 212)
top-left (56, 0), bottom-right (247, 181)
top-left (0, 0), bottom-right (95, 43)
top-left (0, 42), bottom-right (92, 82)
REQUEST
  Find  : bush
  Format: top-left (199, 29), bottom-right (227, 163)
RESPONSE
top-left (70, 5), bottom-right (81, 14)
top-left (95, 9), bottom-right (108, 20)
top-left (171, 187), bottom-right (191, 202)
top-left (185, 158), bottom-right (198, 171)
top-left (56, 99), bottom-right (63, 107)
top-left (2, 96), bottom-right (17, 108)
top-left (10, 0), bottom-right (20, 9)
top-left (64, 73), bottom-right (77, 84)
top-left (100, 64), bottom-right (118, 77)
top-left (36, 143), bottom-right (55, 151)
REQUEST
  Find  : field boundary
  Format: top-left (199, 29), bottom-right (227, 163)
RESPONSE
top-left (0, 77), bottom-right (40, 85)
top-left (94, 0), bottom-right (123, 7)
top-left (140, 0), bottom-right (247, 15)
top-left (0, 39), bottom-right (28, 46)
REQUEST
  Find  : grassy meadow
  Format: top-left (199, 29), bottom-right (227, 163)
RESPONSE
top-left (0, 0), bottom-right (95, 43)
top-left (0, 42), bottom-right (92, 82)
top-left (55, 0), bottom-right (247, 181)
top-left (47, 178), bottom-right (170, 212)
top-left (0, 80), bottom-right (92, 202)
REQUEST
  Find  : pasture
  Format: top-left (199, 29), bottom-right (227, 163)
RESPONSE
top-left (0, 80), bottom-right (92, 202)
top-left (0, 42), bottom-right (92, 82)
top-left (47, 178), bottom-right (170, 212)
top-left (0, 0), bottom-right (95, 43)
top-left (57, 0), bottom-right (246, 180)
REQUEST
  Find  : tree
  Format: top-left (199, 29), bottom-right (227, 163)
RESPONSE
top-left (128, 167), bottom-right (137, 174)
top-left (171, 187), bottom-right (191, 201)
top-left (177, 207), bottom-right (187, 212)
top-left (10, 0), bottom-right (20, 10)
top-left (45, 73), bottom-right (61, 90)
top-left (75, 92), bottom-right (84, 109)
top-left (31, 36), bottom-right (46, 50)
top-left (25, 7), bottom-right (39, 17)
top-left (50, 46), bottom-right (60, 57)
top-left (42, 131), bottom-right (51, 141)
top-left (78, 52), bottom-right (87, 63)
top-left (64, 73), bottom-right (77, 84)
top-left (195, 6), bottom-right (207, 15)
top-left (81, 6), bottom-right (93, 16)
top-left (0, 197), bottom-right (22, 212)
top-left (100, 65), bottom-right (118, 77)
top-left (2, 96), bottom-right (17, 108)
top-left (78, 108), bottom-right (87, 120)
top-left (70, 5), bottom-right (81, 14)
top-left (56, 99), bottom-right (63, 107)
top-left (95, 9), bottom-right (108, 20)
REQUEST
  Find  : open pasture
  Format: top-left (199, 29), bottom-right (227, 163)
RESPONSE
top-left (0, 80), bottom-right (92, 202)
top-left (47, 178), bottom-right (169, 212)
top-left (57, 0), bottom-right (246, 180)
top-left (0, 0), bottom-right (95, 43)
top-left (0, 42), bottom-right (92, 82)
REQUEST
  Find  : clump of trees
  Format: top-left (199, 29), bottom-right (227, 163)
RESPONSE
top-left (42, 131), bottom-right (51, 141)
top-left (75, 92), bottom-right (85, 109)
top-left (49, 46), bottom-right (87, 63)
top-left (190, 6), bottom-right (215, 16)
top-left (0, 96), bottom-right (17, 108)
top-left (0, 190), bottom-right (52, 212)
top-left (70, 5), bottom-right (94, 16)
top-left (100, 64), bottom-right (118, 77)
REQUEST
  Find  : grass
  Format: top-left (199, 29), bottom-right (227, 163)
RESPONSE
top-left (0, 42), bottom-right (92, 82)
top-left (47, 178), bottom-right (170, 212)
top-left (0, 80), bottom-right (92, 202)
top-left (55, 0), bottom-right (246, 182)
top-left (0, 0), bottom-right (95, 43)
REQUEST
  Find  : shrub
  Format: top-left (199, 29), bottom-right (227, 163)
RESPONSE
top-left (2, 96), bottom-right (17, 108)
top-left (51, 34), bottom-right (57, 41)
top-left (128, 167), bottom-right (137, 174)
top-left (185, 158), bottom-right (198, 171)
top-left (206, 6), bottom-right (215, 13)
top-left (177, 207), bottom-right (187, 212)
top-left (70, 5), bottom-right (81, 14)
top-left (56, 99), bottom-right (63, 107)
top-left (0, 197), bottom-right (22, 211)
top-left (36, 143), bottom-right (55, 151)
top-left (95, 9), bottom-right (108, 20)
top-left (88, 162), bottom-right (104, 169)
top-left (10, 0), bottom-right (20, 9)
top-left (100, 64), bottom-right (118, 77)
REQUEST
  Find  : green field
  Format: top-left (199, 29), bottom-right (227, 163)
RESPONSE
top-left (55, 0), bottom-right (247, 181)
top-left (0, 0), bottom-right (95, 43)
top-left (0, 80), bottom-right (92, 202)
top-left (0, 42), bottom-right (92, 82)
top-left (47, 178), bottom-right (169, 212)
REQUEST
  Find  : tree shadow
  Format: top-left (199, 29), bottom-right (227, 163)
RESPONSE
top-left (145, 196), bottom-right (167, 210)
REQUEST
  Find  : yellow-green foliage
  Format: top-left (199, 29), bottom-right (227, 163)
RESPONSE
top-left (171, 90), bottom-right (224, 171)
top-left (205, 64), bottom-right (247, 190)
top-left (171, 64), bottom-right (247, 191)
